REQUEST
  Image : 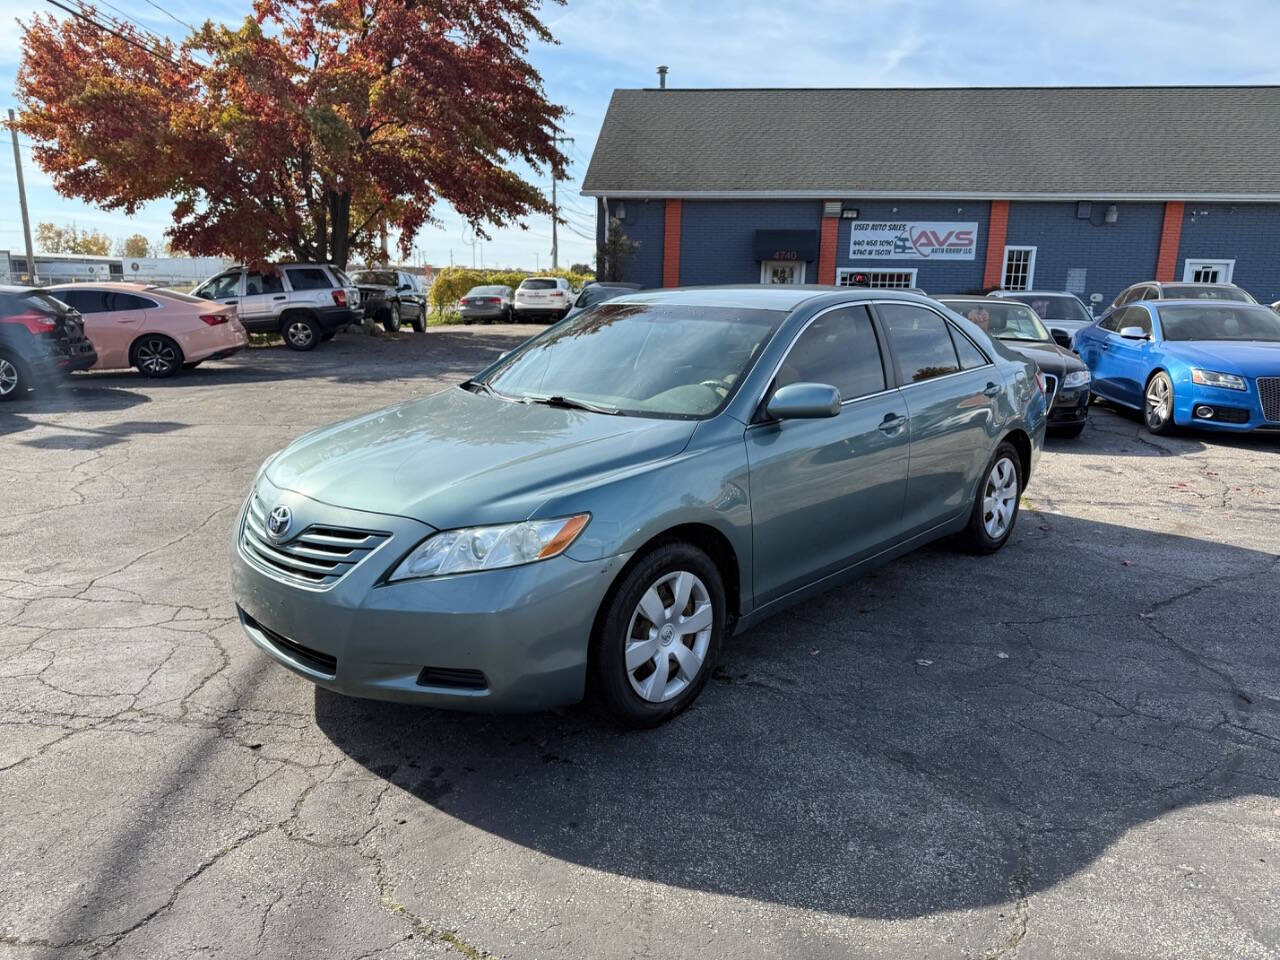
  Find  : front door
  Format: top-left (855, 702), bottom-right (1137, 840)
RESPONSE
top-left (876, 302), bottom-right (1000, 538)
top-left (745, 305), bottom-right (909, 605)
top-left (761, 260), bottom-right (806, 285)
top-left (241, 269), bottom-right (287, 324)
top-left (1101, 305), bottom-right (1155, 406)
top-left (1183, 259), bottom-right (1234, 283)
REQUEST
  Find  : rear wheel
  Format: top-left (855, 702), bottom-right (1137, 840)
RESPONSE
top-left (1144, 372), bottom-right (1177, 435)
top-left (132, 334), bottom-right (183, 378)
top-left (0, 351), bottom-right (30, 401)
top-left (591, 542), bottom-right (725, 727)
top-left (959, 442), bottom-right (1022, 554)
top-left (282, 315), bottom-right (321, 351)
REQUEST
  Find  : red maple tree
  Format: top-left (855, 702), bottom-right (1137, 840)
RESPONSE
top-left (16, 0), bottom-right (566, 266)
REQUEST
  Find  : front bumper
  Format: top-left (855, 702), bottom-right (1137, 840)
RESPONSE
top-left (1048, 383), bottom-right (1090, 427)
top-left (231, 479), bottom-right (626, 711)
top-left (1173, 381), bottom-right (1279, 432)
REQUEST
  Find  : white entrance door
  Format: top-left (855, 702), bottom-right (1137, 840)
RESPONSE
top-left (761, 260), bottom-right (806, 284)
top-left (1182, 259), bottom-right (1235, 283)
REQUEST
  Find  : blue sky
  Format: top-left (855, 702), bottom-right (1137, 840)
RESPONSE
top-left (4, 0), bottom-right (1280, 270)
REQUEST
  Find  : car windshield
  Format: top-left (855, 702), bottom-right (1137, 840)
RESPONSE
top-left (479, 303), bottom-right (784, 419)
top-left (940, 300), bottom-right (1051, 342)
top-left (1007, 294), bottom-right (1092, 322)
top-left (521, 279), bottom-right (558, 290)
top-left (1159, 284), bottom-right (1253, 302)
top-left (466, 286), bottom-right (509, 297)
top-left (354, 271), bottom-right (398, 286)
top-left (1157, 303), bottom-right (1280, 342)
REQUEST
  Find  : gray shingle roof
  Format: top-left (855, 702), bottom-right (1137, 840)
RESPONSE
top-left (581, 86), bottom-right (1280, 199)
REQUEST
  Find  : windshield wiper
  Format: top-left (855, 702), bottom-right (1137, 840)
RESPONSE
top-left (521, 393), bottom-right (623, 415)
top-left (466, 379), bottom-right (517, 402)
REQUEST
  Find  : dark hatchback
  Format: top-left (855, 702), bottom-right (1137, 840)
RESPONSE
top-left (0, 285), bottom-right (98, 401)
top-left (939, 297), bottom-right (1091, 437)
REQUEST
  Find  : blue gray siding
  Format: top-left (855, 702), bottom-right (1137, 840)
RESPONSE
top-left (680, 200), bottom-right (824, 285)
top-left (1178, 203), bottom-right (1280, 303)
top-left (1005, 201), bottom-right (1165, 307)
top-left (608, 199), bottom-right (665, 288)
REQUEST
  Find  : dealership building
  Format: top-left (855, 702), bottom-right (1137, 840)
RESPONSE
top-left (582, 86), bottom-right (1280, 307)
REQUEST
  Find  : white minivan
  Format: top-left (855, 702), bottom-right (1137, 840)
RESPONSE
top-left (513, 276), bottom-right (572, 322)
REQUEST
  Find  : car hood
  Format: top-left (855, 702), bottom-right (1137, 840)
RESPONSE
top-left (1164, 340), bottom-right (1280, 375)
top-left (265, 387), bottom-right (698, 528)
top-left (998, 339), bottom-right (1085, 375)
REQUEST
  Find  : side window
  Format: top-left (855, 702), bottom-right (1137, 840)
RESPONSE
top-left (104, 292), bottom-right (152, 311)
top-left (245, 271), bottom-right (285, 295)
top-left (1141, 287), bottom-right (1161, 301)
top-left (1114, 287), bottom-right (1138, 307)
top-left (285, 267), bottom-right (333, 291)
top-left (199, 271), bottom-right (241, 300)
top-left (949, 324), bottom-right (989, 369)
top-left (1119, 306), bottom-right (1153, 336)
top-left (775, 305), bottom-right (886, 402)
top-left (58, 289), bottom-right (109, 313)
top-left (878, 303), bottom-right (962, 384)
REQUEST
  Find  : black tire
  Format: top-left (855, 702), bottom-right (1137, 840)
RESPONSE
top-left (504, 306), bottom-right (513, 323)
top-left (380, 308), bottom-right (401, 334)
top-left (1143, 371), bottom-right (1177, 435)
top-left (590, 541), bottom-right (726, 728)
top-left (131, 334), bottom-right (183, 378)
top-left (1051, 421), bottom-right (1086, 439)
top-left (0, 350), bottom-right (30, 401)
top-left (281, 314), bottom-right (321, 351)
top-left (958, 441), bottom-right (1023, 555)
top-left (411, 312), bottom-right (426, 333)
top-left (320, 330), bottom-right (336, 342)
top-left (182, 360), bottom-right (203, 370)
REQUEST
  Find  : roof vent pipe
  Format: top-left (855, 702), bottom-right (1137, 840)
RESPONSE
top-left (657, 65), bottom-right (668, 89)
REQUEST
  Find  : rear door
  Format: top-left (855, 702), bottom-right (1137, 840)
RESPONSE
top-left (876, 301), bottom-right (1000, 538)
top-left (745, 304), bottom-right (910, 605)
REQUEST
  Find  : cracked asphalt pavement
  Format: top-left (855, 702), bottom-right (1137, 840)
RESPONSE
top-left (2, 325), bottom-right (1279, 959)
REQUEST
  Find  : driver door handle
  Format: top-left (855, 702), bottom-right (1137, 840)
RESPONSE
top-left (983, 382), bottom-right (1001, 397)
top-left (878, 413), bottom-right (907, 434)
top-left (273, 295), bottom-right (287, 301)
top-left (224, 299), bottom-right (238, 305)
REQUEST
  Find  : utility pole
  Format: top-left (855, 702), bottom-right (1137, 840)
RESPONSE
top-left (550, 134), bottom-right (574, 270)
top-left (8, 109), bottom-right (36, 284)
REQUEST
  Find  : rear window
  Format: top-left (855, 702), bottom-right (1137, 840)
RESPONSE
top-left (520, 279), bottom-right (558, 290)
top-left (1160, 284), bottom-right (1253, 302)
top-left (354, 271), bottom-right (398, 287)
top-left (0, 291), bottom-right (69, 318)
top-left (465, 286), bottom-right (509, 297)
top-left (286, 267), bottom-right (333, 291)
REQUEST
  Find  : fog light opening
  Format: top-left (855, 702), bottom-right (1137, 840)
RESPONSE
top-left (1194, 405), bottom-right (1215, 419)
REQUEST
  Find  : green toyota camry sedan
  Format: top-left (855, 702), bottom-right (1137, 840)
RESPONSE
top-left (233, 287), bottom-right (1047, 726)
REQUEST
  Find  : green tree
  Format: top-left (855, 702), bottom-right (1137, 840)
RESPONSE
top-left (35, 222), bottom-right (112, 256)
top-left (114, 233), bottom-right (152, 258)
top-left (597, 218), bottom-right (638, 282)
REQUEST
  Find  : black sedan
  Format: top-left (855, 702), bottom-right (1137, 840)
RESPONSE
top-left (938, 297), bottom-right (1091, 438)
top-left (0, 285), bottom-right (97, 401)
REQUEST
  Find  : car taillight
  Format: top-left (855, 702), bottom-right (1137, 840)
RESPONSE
top-left (459, 299), bottom-right (468, 307)
top-left (200, 313), bottom-right (230, 326)
top-left (6, 310), bottom-right (57, 335)
top-left (488, 298), bottom-right (501, 304)
top-left (551, 291), bottom-right (564, 298)
top-left (332, 290), bottom-right (347, 307)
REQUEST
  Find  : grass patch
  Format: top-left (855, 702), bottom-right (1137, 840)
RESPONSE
top-left (427, 310), bottom-right (466, 326)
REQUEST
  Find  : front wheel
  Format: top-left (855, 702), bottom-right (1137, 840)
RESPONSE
top-left (0, 351), bottom-right (30, 401)
top-left (590, 542), bottom-right (725, 727)
top-left (411, 312), bottom-right (426, 333)
top-left (132, 334), bottom-right (183, 378)
top-left (1051, 421), bottom-right (1086, 439)
top-left (1144, 372), bottom-right (1177, 435)
top-left (958, 442), bottom-right (1023, 554)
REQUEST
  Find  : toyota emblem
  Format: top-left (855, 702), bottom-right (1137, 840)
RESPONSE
top-left (266, 505), bottom-right (292, 539)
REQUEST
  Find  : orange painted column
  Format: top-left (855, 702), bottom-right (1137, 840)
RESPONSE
top-left (1155, 201), bottom-right (1185, 282)
top-left (982, 200), bottom-right (1010, 290)
top-left (662, 200), bottom-right (682, 288)
top-left (818, 207), bottom-right (840, 285)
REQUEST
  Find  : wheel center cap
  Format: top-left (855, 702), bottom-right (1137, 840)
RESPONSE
top-left (659, 623), bottom-right (676, 645)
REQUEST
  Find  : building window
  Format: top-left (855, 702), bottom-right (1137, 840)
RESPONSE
top-left (761, 261), bottom-right (806, 284)
top-left (1001, 247), bottom-right (1036, 290)
top-left (1182, 259), bottom-right (1235, 283)
top-left (836, 268), bottom-right (918, 289)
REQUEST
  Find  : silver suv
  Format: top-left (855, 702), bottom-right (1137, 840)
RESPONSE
top-left (513, 276), bottom-right (572, 321)
top-left (193, 264), bottom-right (362, 350)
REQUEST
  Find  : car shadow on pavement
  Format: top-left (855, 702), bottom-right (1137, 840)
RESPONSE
top-left (1054, 404), bottom-right (1280, 457)
top-left (313, 512), bottom-right (1280, 920)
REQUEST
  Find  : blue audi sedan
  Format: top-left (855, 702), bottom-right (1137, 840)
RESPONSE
top-left (1074, 300), bottom-right (1280, 434)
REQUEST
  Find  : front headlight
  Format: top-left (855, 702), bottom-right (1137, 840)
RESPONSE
top-left (1062, 369), bottom-right (1091, 389)
top-left (1191, 369), bottom-right (1247, 391)
top-left (388, 514), bottom-right (590, 581)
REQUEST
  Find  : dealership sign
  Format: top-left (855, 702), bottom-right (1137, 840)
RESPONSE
top-left (849, 221), bottom-right (979, 260)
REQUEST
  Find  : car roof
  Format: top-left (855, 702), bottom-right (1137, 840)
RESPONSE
top-left (990, 289), bottom-right (1079, 297)
top-left (609, 284), bottom-right (940, 311)
top-left (46, 281), bottom-right (152, 291)
top-left (0, 284), bottom-right (41, 294)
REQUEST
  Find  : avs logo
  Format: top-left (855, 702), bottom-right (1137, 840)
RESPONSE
top-left (894, 227), bottom-right (976, 259)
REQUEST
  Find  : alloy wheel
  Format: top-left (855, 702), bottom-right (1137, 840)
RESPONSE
top-left (982, 456), bottom-right (1018, 539)
top-left (1145, 376), bottom-right (1171, 430)
top-left (0, 357), bottom-right (18, 396)
top-left (136, 338), bottom-right (177, 375)
top-left (287, 321), bottom-right (314, 348)
top-left (624, 570), bottom-right (714, 703)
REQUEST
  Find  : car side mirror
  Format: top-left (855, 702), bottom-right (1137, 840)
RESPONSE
top-left (766, 382), bottom-right (841, 420)
top-left (1118, 326), bottom-right (1148, 340)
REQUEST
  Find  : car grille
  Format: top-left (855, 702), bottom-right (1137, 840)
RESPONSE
top-left (1258, 377), bottom-right (1280, 423)
top-left (1043, 373), bottom-right (1060, 409)
top-left (240, 494), bottom-right (389, 587)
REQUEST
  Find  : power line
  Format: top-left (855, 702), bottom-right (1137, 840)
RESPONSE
top-left (43, 0), bottom-right (189, 72)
